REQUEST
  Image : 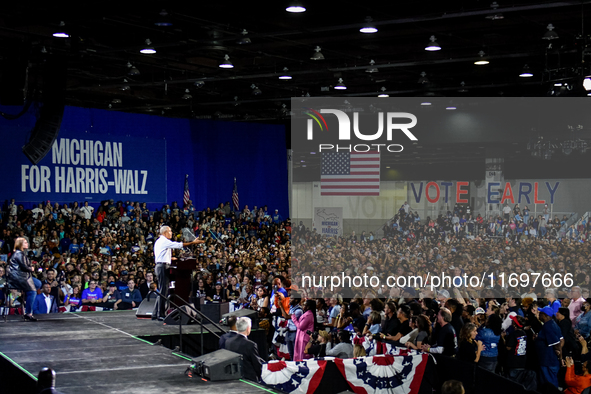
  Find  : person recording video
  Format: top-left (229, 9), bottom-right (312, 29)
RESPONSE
top-left (305, 330), bottom-right (330, 358)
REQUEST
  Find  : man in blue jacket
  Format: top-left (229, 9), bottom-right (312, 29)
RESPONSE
top-left (536, 306), bottom-right (564, 388)
top-left (114, 280), bottom-right (142, 310)
top-left (33, 283), bottom-right (58, 314)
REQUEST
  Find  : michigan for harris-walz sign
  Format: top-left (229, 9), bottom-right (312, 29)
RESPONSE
top-left (6, 131), bottom-right (166, 203)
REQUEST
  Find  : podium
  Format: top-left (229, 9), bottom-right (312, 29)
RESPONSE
top-left (169, 257), bottom-right (196, 301)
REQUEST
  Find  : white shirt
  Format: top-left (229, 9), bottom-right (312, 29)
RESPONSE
top-left (81, 205), bottom-right (94, 219)
top-left (44, 294), bottom-right (52, 313)
top-left (154, 235), bottom-right (183, 263)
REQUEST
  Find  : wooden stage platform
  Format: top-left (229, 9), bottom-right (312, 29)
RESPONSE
top-left (0, 311), bottom-right (278, 394)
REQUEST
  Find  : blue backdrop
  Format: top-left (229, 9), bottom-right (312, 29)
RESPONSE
top-left (0, 105), bottom-right (288, 216)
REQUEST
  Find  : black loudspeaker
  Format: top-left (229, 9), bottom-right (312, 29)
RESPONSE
top-left (201, 302), bottom-right (230, 324)
top-left (22, 55), bottom-right (67, 165)
top-left (163, 304), bottom-right (198, 326)
top-left (222, 308), bottom-right (259, 329)
top-left (191, 349), bottom-right (243, 381)
top-left (136, 297), bottom-right (156, 318)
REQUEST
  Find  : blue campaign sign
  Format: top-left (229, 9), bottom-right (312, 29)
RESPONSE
top-left (3, 121), bottom-right (167, 204)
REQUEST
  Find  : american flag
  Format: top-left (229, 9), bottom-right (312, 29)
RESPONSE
top-left (334, 354), bottom-right (428, 394)
top-left (232, 178), bottom-right (239, 211)
top-left (262, 360), bottom-right (327, 394)
top-left (321, 151), bottom-right (380, 196)
top-left (183, 174), bottom-right (190, 205)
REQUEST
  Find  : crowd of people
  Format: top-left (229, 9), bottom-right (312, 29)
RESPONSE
top-left (0, 198), bottom-right (290, 321)
top-left (3, 197), bottom-right (591, 393)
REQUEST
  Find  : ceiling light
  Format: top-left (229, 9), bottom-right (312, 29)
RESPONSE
top-left (378, 87), bottom-right (389, 97)
top-left (310, 46), bottom-right (324, 60)
top-left (194, 81), bottom-right (205, 88)
top-left (251, 84), bottom-right (262, 95)
top-left (237, 29), bottom-right (252, 45)
top-left (219, 54), bottom-right (234, 68)
top-left (360, 17), bottom-right (378, 33)
top-left (126, 62), bottom-right (140, 76)
top-left (485, 2), bottom-right (504, 20)
top-left (286, 2), bottom-right (306, 12)
top-left (111, 99), bottom-right (121, 104)
top-left (446, 106), bottom-right (457, 110)
top-left (279, 67), bottom-right (292, 80)
top-left (583, 77), bottom-right (591, 91)
top-left (140, 39), bottom-right (156, 54)
top-left (154, 9), bottom-right (173, 27)
top-left (418, 71), bottom-right (429, 84)
top-left (421, 102), bottom-right (432, 106)
top-left (119, 79), bottom-right (130, 91)
top-left (519, 64), bottom-right (533, 77)
top-left (474, 50), bottom-right (489, 65)
top-left (334, 78), bottom-right (347, 90)
top-left (366, 59), bottom-right (378, 73)
top-left (53, 21), bottom-right (70, 38)
top-left (425, 36), bottom-right (441, 51)
top-left (542, 24), bottom-right (559, 40)
top-left (182, 89), bottom-right (192, 100)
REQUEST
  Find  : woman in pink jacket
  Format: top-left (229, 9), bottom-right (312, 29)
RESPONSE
top-left (292, 299), bottom-right (317, 361)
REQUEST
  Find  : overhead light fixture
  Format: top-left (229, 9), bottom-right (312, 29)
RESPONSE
top-left (279, 67), bottom-right (292, 80)
top-left (378, 87), bottom-right (389, 97)
top-left (458, 81), bottom-right (468, 93)
top-left (219, 54), bottom-right (234, 68)
top-left (425, 36), bottom-right (441, 51)
top-left (237, 29), bottom-right (251, 45)
top-left (251, 84), bottom-right (262, 95)
top-left (446, 106), bottom-right (457, 110)
top-left (182, 89), bottom-right (192, 100)
top-left (111, 99), bottom-right (121, 104)
top-left (286, 2), bottom-right (306, 12)
top-left (583, 77), bottom-right (591, 91)
top-left (421, 102), bottom-right (432, 106)
top-left (140, 39), bottom-right (156, 54)
top-left (53, 21), bottom-right (70, 38)
top-left (519, 64), bottom-right (533, 77)
top-left (40, 47), bottom-right (48, 54)
top-left (365, 59), bottom-right (379, 73)
top-left (360, 17), bottom-right (378, 33)
top-left (126, 62), bottom-right (140, 76)
top-left (310, 46), bottom-right (324, 60)
top-left (154, 9), bottom-right (173, 27)
top-left (418, 71), bottom-right (429, 84)
top-left (542, 24), bottom-right (559, 40)
top-left (194, 81), bottom-right (205, 88)
top-left (485, 2), bottom-right (504, 20)
top-left (119, 79), bottom-right (130, 91)
top-left (334, 78), bottom-right (347, 90)
top-left (474, 50), bottom-right (489, 65)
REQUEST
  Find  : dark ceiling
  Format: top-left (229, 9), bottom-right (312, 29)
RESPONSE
top-left (0, 1), bottom-right (591, 123)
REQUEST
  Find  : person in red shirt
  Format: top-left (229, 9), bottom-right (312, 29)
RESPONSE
top-left (564, 356), bottom-right (591, 394)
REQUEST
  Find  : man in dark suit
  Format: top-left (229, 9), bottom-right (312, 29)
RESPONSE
top-left (224, 317), bottom-right (264, 382)
top-left (33, 283), bottom-right (58, 314)
top-left (219, 316), bottom-right (238, 349)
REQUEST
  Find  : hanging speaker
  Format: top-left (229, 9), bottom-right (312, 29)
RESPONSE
top-left (22, 55), bottom-right (67, 165)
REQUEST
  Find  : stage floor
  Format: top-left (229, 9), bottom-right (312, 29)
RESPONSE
top-left (0, 311), bottom-right (278, 394)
